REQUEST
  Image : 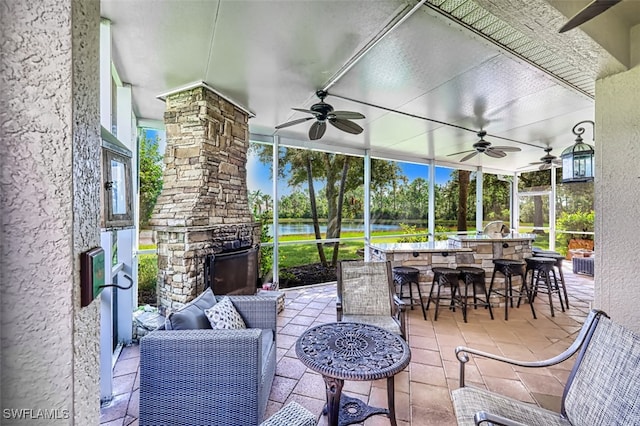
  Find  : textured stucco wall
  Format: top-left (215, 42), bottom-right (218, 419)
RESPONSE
top-left (0, 0), bottom-right (101, 424)
top-left (594, 65), bottom-right (640, 333)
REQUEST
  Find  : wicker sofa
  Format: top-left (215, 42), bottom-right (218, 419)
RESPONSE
top-left (139, 289), bottom-right (278, 426)
top-left (452, 309), bottom-right (640, 425)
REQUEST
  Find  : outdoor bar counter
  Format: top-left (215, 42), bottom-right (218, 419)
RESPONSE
top-left (368, 233), bottom-right (535, 290)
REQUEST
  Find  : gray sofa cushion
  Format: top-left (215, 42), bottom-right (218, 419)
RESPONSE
top-left (165, 288), bottom-right (216, 330)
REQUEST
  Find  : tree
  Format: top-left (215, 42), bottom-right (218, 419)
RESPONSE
top-left (139, 132), bottom-right (163, 228)
top-left (248, 189), bottom-right (264, 216)
top-left (370, 159), bottom-right (406, 220)
top-left (519, 169), bottom-right (551, 229)
top-left (254, 145), bottom-right (404, 267)
top-left (457, 170), bottom-right (471, 231)
top-left (405, 177), bottom-right (429, 219)
top-left (481, 174), bottom-right (511, 221)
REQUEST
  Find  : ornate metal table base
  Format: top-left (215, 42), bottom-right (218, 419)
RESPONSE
top-left (324, 392), bottom-right (388, 426)
top-left (296, 322), bottom-right (411, 426)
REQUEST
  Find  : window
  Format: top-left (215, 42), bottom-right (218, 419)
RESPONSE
top-left (101, 127), bottom-right (133, 229)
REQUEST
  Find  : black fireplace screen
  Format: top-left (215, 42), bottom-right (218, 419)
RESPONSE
top-left (201, 245), bottom-right (259, 295)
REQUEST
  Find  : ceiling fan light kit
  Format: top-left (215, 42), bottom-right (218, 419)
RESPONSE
top-left (518, 147), bottom-right (562, 171)
top-left (561, 120), bottom-right (595, 183)
top-left (447, 130), bottom-right (521, 163)
top-left (275, 90), bottom-right (365, 140)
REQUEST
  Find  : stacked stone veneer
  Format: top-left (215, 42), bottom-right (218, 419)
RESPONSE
top-left (150, 85), bottom-right (260, 314)
top-left (370, 239), bottom-right (532, 303)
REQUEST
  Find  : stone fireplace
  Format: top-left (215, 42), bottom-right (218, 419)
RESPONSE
top-left (150, 84), bottom-right (260, 315)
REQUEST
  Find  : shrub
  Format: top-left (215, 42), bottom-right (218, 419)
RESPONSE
top-left (138, 254), bottom-right (158, 305)
top-left (434, 225), bottom-right (450, 241)
top-left (556, 210), bottom-right (594, 251)
top-left (397, 223), bottom-right (429, 243)
top-left (396, 223), bottom-right (450, 242)
top-left (257, 212), bottom-right (274, 282)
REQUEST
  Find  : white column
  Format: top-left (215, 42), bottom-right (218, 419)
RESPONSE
top-left (364, 150), bottom-right (371, 260)
top-left (100, 232), bottom-right (114, 402)
top-left (116, 84), bottom-right (135, 343)
top-left (512, 173), bottom-right (519, 232)
top-left (428, 159), bottom-right (436, 242)
top-left (476, 167), bottom-right (483, 233)
top-left (272, 136), bottom-right (279, 287)
top-left (549, 168), bottom-right (557, 251)
top-left (117, 84), bottom-right (133, 147)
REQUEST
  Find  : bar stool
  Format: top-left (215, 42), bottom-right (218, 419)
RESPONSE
top-left (524, 256), bottom-right (565, 317)
top-left (426, 267), bottom-right (460, 321)
top-left (535, 250), bottom-right (569, 308)
top-left (488, 259), bottom-right (535, 320)
top-left (392, 266), bottom-right (426, 320)
top-left (456, 266), bottom-right (494, 322)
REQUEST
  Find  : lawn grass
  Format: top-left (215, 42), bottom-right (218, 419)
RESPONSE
top-left (278, 241), bottom-right (363, 268)
top-left (136, 225), bottom-right (558, 271)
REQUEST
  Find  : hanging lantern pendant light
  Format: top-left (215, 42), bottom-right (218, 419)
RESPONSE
top-left (561, 120), bottom-right (595, 183)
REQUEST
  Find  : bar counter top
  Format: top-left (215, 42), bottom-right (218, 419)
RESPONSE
top-left (448, 233), bottom-right (537, 242)
top-left (368, 241), bottom-right (471, 253)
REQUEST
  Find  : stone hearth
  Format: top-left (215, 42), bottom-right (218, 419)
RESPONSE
top-left (150, 84), bottom-right (260, 314)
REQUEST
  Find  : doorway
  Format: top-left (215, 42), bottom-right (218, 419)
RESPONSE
top-left (518, 190), bottom-right (553, 250)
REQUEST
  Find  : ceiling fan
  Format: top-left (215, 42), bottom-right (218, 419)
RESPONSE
top-left (559, 0), bottom-right (622, 33)
top-left (448, 130), bottom-right (521, 162)
top-left (275, 90), bottom-right (365, 140)
top-left (520, 147), bottom-right (563, 171)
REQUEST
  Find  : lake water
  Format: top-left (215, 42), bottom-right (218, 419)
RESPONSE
top-left (272, 222), bottom-right (403, 235)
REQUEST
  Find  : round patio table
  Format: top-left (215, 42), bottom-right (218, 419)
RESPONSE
top-left (295, 322), bottom-right (411, 426)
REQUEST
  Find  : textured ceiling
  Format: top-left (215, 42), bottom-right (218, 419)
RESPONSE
top-left (101, 0), bottom-right (637, 173)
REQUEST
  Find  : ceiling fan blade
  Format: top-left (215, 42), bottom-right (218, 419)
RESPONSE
top-left (447, 149), bottom-right (475, 157)
top-left (309, 121), bottom-right (326, 140)
top-left (558, 0), bottom-right (622, 33)
top-left (330, 111), bottom-right (365, 120)
top-left (552, 159), bottom-right (563, 166)
top-left (328, 118), bottom-right (363, 135)
top-left (292, 108), bottom-right (322, 116)
top-left (539, 163), bottom-right (552, 171)
top-left (460, 151), bottom-right (480, 162)
top-left (490, 146), bottom-right (521, 152)
top-left (275, 116), bottom-right (314, 130)
top-left (485, 149), bottom-right (507, 158)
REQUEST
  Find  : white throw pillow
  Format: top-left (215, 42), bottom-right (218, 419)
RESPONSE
top-left (204, 296), bottom-right (246, 330)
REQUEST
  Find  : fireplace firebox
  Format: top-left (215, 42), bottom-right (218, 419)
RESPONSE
top-left (201, 245), bottom-right (259, 295)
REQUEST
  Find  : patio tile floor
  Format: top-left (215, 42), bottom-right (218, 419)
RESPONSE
top-left (101, 265), bottom-right (594, 425)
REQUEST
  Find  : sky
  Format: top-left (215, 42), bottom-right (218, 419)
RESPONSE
top-left (144, 128), bottom-right (453, 197)
top-left (246, 150), bottom-right (454, 197)
top-left (144, 128), bottom-right (166, 154)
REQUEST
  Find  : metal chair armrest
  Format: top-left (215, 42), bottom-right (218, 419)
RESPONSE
top-left (474, 411), bottom-right (528, 426)
top-left (393, 294), bottom-right (407, 311)
top-left (456, 309), bottom-right (607, 387)
top-left (392, 294), bottom-right (408, 341)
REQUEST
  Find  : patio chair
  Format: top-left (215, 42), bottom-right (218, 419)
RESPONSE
top-left (139, 291), bottom-right (278, 426)
top-left (336, 260), bottom-right (407, 340)
top-left (452, 309), bottom-right (640, 425)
